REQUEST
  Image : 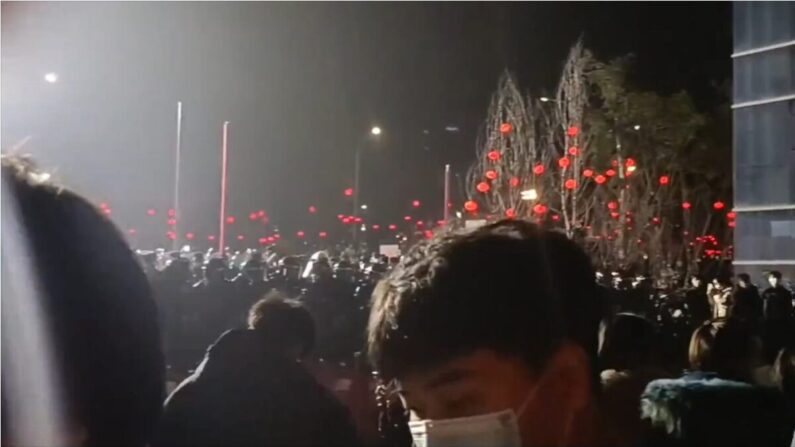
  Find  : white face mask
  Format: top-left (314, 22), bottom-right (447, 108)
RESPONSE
top-left (769, 277), bottom-right (779, 287)
top-left (408, 382), bottom-right (539, 447)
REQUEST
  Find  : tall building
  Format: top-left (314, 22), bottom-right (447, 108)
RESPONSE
top-left (733, 2), bottom-right (795, 282)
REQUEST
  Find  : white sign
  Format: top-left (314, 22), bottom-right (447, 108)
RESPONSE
top-left (379, 244), bottom-right (401, 258)
top-left (465, 219), bottom-right (488, 230)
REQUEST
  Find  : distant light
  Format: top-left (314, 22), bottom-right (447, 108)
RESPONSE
top-left (444, 126), bottom-right (460, 132)
top-left (412, 200), bottom-right (421, 208)
top-left (456, 211), bottom-right (463, 219)
top-left (539, 97), bottom-right (550, 102)
top-left (360, 224), bottom-right (367, 232)
top-left (633, 125), bottom-right (641, 131)
top-left (520, 189), bottom-right (538, 201)
top-left (344, 188), bottom-right (354, 197)
top-left (627, 165), bottom-right (637, 173)
top-left (44, 72), bottom-right (58, 83)
top-left (360, 204), bottom-right (368, 210)
top-left (371, 126), bottom-right (382, 136)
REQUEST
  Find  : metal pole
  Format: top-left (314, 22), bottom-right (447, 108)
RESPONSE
top-left (352, 145), bottom-right (361, 245)
top-left (172, 101), bottom-right (183, 251)
top-left (219, 121), bottom-right (230, 253)
top-left (443, 164), bottom-right (451, 223)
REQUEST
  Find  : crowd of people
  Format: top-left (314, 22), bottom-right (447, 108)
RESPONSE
top-left (2, 154), bottom-right (794, 447)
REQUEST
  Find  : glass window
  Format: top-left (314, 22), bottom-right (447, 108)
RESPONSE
top-left (734, 100), bottom-right (795, 206)
top-left (734, 46), bottom-right (795, 103)
top-left (734, 2), bottom-right (795, 52)
top-left (735, 209), bottom-right (795, 261)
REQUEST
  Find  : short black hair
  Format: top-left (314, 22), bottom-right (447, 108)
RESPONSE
top-left (737, 273), bottom-right (751, 283)
top-left (768, 270), bottom-right (783, 280)
top-left (1, 156), bottom-right (164, 447)
top-left (367, 220), bottom-right (566, 381)
top-left (600, 313), bottom-right (656, 371)
top-left (248, 293), bottom-right (315, 356)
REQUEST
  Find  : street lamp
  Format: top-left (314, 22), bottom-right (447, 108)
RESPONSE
top-left (353, 126), bottom-right (382, 244)
top-left (633, 124), bottom-right (641, 131)
top-left (539, 97), bottom-right (551, 102)
top-left (44, 72), bottom-right (58, 83)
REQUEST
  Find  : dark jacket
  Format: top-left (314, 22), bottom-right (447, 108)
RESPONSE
top-left (640, 372), bottom-right (793, 447)
top-left (155, 330), bottom-right (360, 447)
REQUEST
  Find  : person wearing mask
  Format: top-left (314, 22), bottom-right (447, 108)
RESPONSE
top-left (761, 271), bottom-right (795, 364)
top-left (684, 275), bottom-right (710, 326)
top-left (763, 271), bottom-right (794, 321)
top-left (367, 220), bottom-right (605, 447)
top-left (156, 295), bottom-right (360, 447)
top-left (1, 156), bottom-right (164, 447)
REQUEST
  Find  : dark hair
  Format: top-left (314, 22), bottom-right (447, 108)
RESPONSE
top-left (737, 273), bottom-right (751, 283)
top-left (768, 271), bottom-right (783, 280)
top-left (248, 293), bottom-right (315, 356)
top-left (599, 313), bottom-right (657, 371)
top-left (1, 156), bottom-right (164, 447)
top-left (689, 319), bottom-right (758, 382)
top-left (367, 220), bottom-right (566, 381)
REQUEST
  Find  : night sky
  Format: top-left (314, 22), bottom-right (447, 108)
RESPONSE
top-left (1, 2), bottom-right (731, 244)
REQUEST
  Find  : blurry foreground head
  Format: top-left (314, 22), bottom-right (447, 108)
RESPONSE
top-left (368, 219), bottom-right (600, 447)
top-left (248, 293), bottom-right (315, 360)
top-left (1, 156), bottom-right (164, 447)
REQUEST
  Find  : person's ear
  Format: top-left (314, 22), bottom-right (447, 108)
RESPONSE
top-left (544, 342), bottom-right (592, 413)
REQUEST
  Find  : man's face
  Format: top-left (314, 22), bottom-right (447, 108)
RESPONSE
top-left (395, 348), bottom-right (585, 446)
top-left (768, 275), bottom-right (779, 287)
top-left (691, 278), bottom-right (702, 288)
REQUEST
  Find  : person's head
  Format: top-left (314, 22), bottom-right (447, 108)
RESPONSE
top-left (599, 313), bottom-right (657, 372)
top-left (690, 275), bottom-right (703, 288)
top-left (248, 294), bottom-right (315, 360)
top-left (278, 256), bottom-right (302, 280)
top-left (767, 271), bottom-right (782, 287)
top-left (333, 260), bottom-right (355, 283)
top-left (203, 257), bottom-right (226, 283)
top-left (688, 319), bottom-right (760, 382)
top-left (1, 156), bottom-right (164, 447)
top-left (368, 220), bottom-right (596, 447)
top-left (772, 348), bottom-right (795, 401)
top-left (737, 273), bottom-right (751, 289)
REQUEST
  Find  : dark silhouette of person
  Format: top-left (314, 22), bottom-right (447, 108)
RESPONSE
top-left (156, 295), bottom-right (360, 447)
top-left (684, 275), bottom-right (711, 326)
top-left (1, 156), bottom-right (164, 447)
top-left (732, 273), bottom-right (762, 323)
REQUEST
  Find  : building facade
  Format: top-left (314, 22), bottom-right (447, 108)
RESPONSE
top-left (733, 2), bottom-right (795, 281)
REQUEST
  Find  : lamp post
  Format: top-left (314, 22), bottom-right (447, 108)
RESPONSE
top-left (352, 126), bottom-right (381, 245)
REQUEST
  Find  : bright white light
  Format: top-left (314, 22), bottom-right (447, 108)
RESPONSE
top-left (360, 224), bottom-right (367, 232)
top-left (539, 97), bottom-right (550, 102)
top-left (444, 126), bottom-right (460, 132)
top-left (633, 125), bottom-right (641, 130)
top-left (520, 189), bottom-right (538, 201)
top-left (44, 73), bottom-right (58, 83)
top-left (627, 165), bottom-right (637, 173)
top-left (455, 211), bottom-right (463, 219)
top-left (371, 126), bottom-right (382, 136)
top-left (360, 204), bottom-right (368, 210)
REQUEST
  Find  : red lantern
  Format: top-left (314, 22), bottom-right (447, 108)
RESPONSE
top-left (372, 224), bottom-right (381, 230)
top-left (437, 220), bottom-right (446, 226)
top-left (259, 237), bottom-right (268, 245)
top-left (607, 201), bottom-right (618, 210)
top-left (146, 209), bottom-right (157, 216)
top-left (651, 217), bottom-right (660, 225)
top-left (551, 214), bottom-right (560, 222)
top-left (625, 158), bottom-right (636, 167)
top-left (226, 216), bottom-right (236, 224)
top-left (605, 169), bottom-right (617, 177)
top-left (166, 231), bottom-right (176, 241)
top-left (487, 150), bottom-right (501, 161)
top-left (476, 182), bottom-right (490, 193)
top-left (342, 217), bottom-right (352, 224)
top-left (404, 215), bottom-right (412, 222)
top-left (728, 221), bottom-right (736, 228)
top-left (128, 228), bottom-right (137, 235)
top-left (273, 234), bottom-right (281, 239)
top-left (713, 201), bottom-right (725, 210)
top-left (266, 236), bottom-right (275, 243)
top-left (319, 231), bottom-right (328, 238)
top-left (296, 231), bottom-right (305, 238)
top-left (416, 221), bottom-right (425, 227)
top-left (659, 175), bottom-right (670, 185)
top-left (308, 205), bottom-right (317, 214)
top-left (558, 157), bottom-right (571, 169)
top-left (207, 235), bottom-right (216, 241)
top-left (566, 126), bottom-right (580, 137)
top-left (412, 200), bottom-right (421, 208)
top-left (354, 217), bottom-right (363, 224)
top-left (682, 202), bottom-right (692, 210)
top-left (485, 170), bottom-right (498, 180)
top-left (610, 212), bottom-right (620, 219)
top-left (337, 214), bottom-right (345, 220)
top-left (258, 210), bottom-right (266, 217)
top-left (583, 169), bottom-right (594, 178)
top-left (726, 211), bottom-right (736, 219)
top-left (533, 164), bottom-right (545, 175)
top-left (464, 200), bottom-right (478, 212)
top-left (595, 175), bottom-right (607, 185)
top-left (532, 204), bottom-right (548, 215)
top-left (499, 123), bottom-right (513, 134)
top-left (424, 230), bottom-right (434, 239)
top-left (167, 218), bottom-right (177, 226)
top-left (249, 212), bottom-right (258, 221)
top-left (237, 235), bottom-right (245, 241)
top-left (568, 146), bottom-right (579, 156)
top-left (102, 209), bottom-right (112, 216)
top-left (344, 188), bottom-right (354, 197)
top-left (509, 177), bottom-right (520, 187)
top-left (388, 224), bottom-right (398, 231)
top-left (564, 179), bottom-right (577, 190)
top-left (168, 209), bottom-right (177, 217)
top-left (505, 208), bottom-right (516, 218)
